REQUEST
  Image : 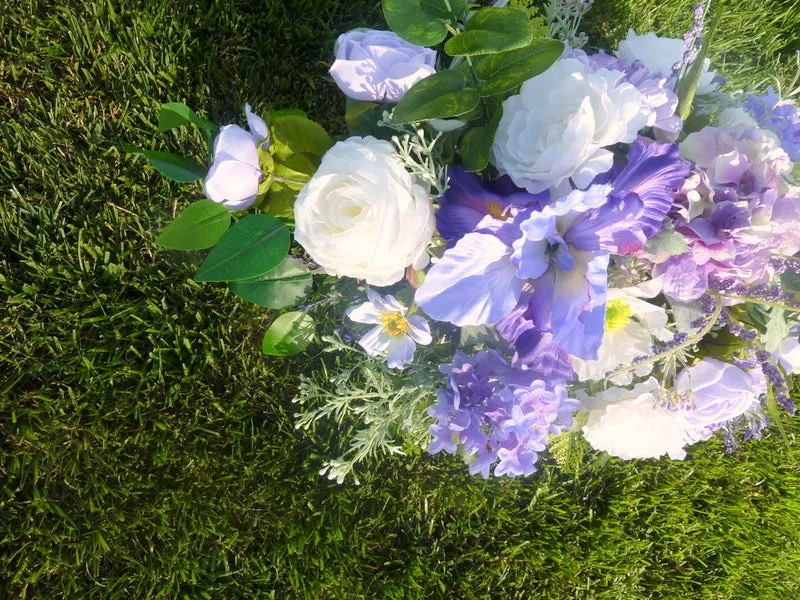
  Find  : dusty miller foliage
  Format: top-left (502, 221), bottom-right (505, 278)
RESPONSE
top-left (293, 335), bottom-right (439, 484)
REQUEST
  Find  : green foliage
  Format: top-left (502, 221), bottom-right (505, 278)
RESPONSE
top-left (444, 6), bottom-right (533, 56)
top-left (677, 12), bottom-right (720, 120)
top-left (261, 311), bottom-right (316, 356)
top-left (391, 70), bottom-right (481, 124)
top-left (475, 37), bottom-right (564, 96)
top-left (268, 113), bottom-right (333, 161)
top-left (3, 0), bottom-right (800, 598)
top-left (120, 142), bottom-right (206, 182)
top-left (645, 228), bottom-right (691, 257)
top-left (155, 200), bottom-right (231, 250)
top-left (157, 102), bottom-right (218, 157)
top-left (458, 99), bottom-right (503, 172)
top-left (382, 0), bottom-right (452, 47)
top-left (194, 214), bottom-right (290, 282)
top-left (230, 257), bottom-right (313, 309)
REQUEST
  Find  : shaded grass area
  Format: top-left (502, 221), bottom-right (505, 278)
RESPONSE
top-left (1, 0), bottom-right (800, 597)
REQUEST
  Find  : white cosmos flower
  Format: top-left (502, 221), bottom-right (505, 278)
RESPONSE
top-left (580, 378), bottom-right (693, 460)
top-left (346, 289), bottom-right (432, 369)
top-left (573, 278), bottom-right (672, 384)
top-left (492, 58), bottom-right (650, 194)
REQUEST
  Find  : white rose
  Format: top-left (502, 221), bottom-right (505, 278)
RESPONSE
top-left (616, 29), bottom-right (719, 95)
top-left (580, 378), bottom-right (693, 460)
top-left (492, 58), bottom-right (649, 193)
top-left (293, 136), bottom-right (434, 287)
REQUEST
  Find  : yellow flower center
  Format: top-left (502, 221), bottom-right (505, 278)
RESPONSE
top-left (605, 298), bottom-right (633, 332)
top-left (487, 201), bottom-right (509, 221)
top-left (379, 312), bottom-right (408, 337)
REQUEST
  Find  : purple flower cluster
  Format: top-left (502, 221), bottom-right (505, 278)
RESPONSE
top-left (427, 350), bottom-right (579, 478)
top-left (744, 86), bottom-right (800, 160)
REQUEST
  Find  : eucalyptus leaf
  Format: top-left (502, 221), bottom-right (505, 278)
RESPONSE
top-left (392, 70), bottom-right (481, 124)
top-left (476, 38), bottom-right (564, 96)
top-left (262, 311), bottom-right (316, 356)
top-left (194, 214), bottom-right (289, 282)
top-left (781, 269), bottom-right (800, 292)
top-left (155, 200), bottom-right (231, 250)
top-left (382, 0), bottom-right (449, 47)
top-left (444, 7), bottom-right (532, 57)
top-left (121, 142), bottom-right (206, 182)
top-left (230, 257), bottom-right (312, 309)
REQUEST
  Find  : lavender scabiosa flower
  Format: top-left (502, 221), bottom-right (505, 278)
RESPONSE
top-left (427, 350), bottom-right (579, 478)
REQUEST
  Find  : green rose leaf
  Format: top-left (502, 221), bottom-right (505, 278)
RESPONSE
top-left (261, 182), bottom-right (297, 219)
top-left (392, 70), bottom-right (481, 124)
top-left (262, 311), bottom-right (316, 356)
top-left (269, 114), bottom-right (333, 161)
top-left (269, 108), bottom-right (308, 120)
top-left (157, 102), bottom-right (217, 133)
top-left (273, 153), bottom-right (318, 192)
top-left (194, 214), bottom-right (290, 282)
top-left (121, 142), bottom-right (206, 182)
top-left (155, 200), bottom-right (231, 250)
top-left (444, 7), bottom-right (533, 57)
top-left (382, 0), bottom-right (449, 47)
top-left (230, 257), bottom-right (312, 309)
top-left (476, 38), bottom-right (564, 96)
top-left (459, 102), bottom-right (503, 172)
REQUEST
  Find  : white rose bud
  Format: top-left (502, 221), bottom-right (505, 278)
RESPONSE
top-left (293, 136), bottom-right (434, 287)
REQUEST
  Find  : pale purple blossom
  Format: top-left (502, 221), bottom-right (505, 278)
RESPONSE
top-left (427, 350), bottom-right (578, 478)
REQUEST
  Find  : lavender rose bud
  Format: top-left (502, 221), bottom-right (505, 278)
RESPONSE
top-left (676, 358), bottom-right (759, 432)
top-left (204, 105), bottom-right (268, 210)
top-left (329, 29), bottom-right (436, 103)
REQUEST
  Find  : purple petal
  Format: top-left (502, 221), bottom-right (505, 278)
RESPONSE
top-left (415, 232), bottom-right (522, 326)
top-left (608, 138), bottom-right (691, 238)
top-left (565, 192), bottom-right (646, 254)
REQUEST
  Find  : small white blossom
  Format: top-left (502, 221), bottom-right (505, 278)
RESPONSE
top-left (346, 289), bottom-right (432, 369)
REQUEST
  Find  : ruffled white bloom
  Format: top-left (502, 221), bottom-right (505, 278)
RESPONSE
top-left (204, 105), bottom-right (269, 210)
top-left (492, 58), bottom-right (649, 193)
top-left (580, 378), bottom-right (693, 460)
top-left (572, 278), bottom-right (672, 384)
top-left (294, 136), bottom-right (434, 286)
top-left (615, 29), bottom-right (718, 95)
top-left (346, 289), bottom-right (432, 369)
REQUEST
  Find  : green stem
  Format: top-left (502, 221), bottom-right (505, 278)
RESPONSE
top-left (717, 293), bottom-right (800, 313)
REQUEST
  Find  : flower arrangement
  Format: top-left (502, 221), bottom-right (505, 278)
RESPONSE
top-left (126, 0), bottom-right (800, 483)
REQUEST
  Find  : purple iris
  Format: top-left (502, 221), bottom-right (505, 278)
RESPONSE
top-left (436, 166), bottom-right (544, 245)
top-left (427, 349), bottom-right (579, 478)
top-left (416, 138), bottom-right (690, 362)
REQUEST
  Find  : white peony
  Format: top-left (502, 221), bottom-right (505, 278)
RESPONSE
top-left (581, 378), bottom-right (694, 460)
top-left (492, 58), bottom-right (649, 194)
top-left (572, 278), bottom-right (672, 384)
top-left (616, 29), bottom-right (719, 95)
top-left (293, 136), bottom-right (434, 287)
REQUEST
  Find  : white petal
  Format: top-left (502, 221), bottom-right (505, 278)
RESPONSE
top-left (213, 124), bottom-right (260, 168)
top-left (386, 335), bottom-right (416, 369)
top-left (346, 301), bottom-right (380, 324)
top-left (406, 315), bottom-right (432, 345)
top-left (245, 104), bottom-right (270, 148)
top-left (204, 159), bottom-right (261, 209)
top-left (357, 326), bottom-right (391, 357)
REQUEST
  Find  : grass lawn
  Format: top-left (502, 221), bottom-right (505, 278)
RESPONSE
top-left (2, 0), bottom-right (800, 598)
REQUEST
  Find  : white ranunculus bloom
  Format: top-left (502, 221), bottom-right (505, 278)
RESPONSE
top-left (492, 58), bottom-right (649, 193)
top-left (572, 278), bottom-right (672, 384)
top-left (616, 29), bottom-right (718, 95)
top-left (580, 378), bottom-right (693, 460)
top-left (293, 136), bottom-right (434, 287)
